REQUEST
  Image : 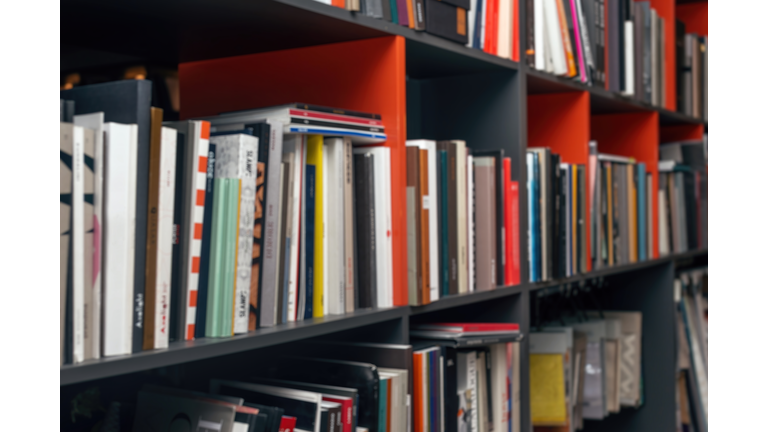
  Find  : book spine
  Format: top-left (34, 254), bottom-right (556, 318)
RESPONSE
top-left (446, 144), bottom-right (458, 295)
top-left (194, 143), bottom-right (216, 338)
top-left (288, 140), bottom-right (304, 321)
top-left (504, 159), bottom-right (513, 286)
top-left (637, 163), bottom-right (646, 261)
top-left (306, 135), bottom-right (325, 317)
top-left (390, 0), bottom-right (400, 24)
top-left (397, 0), bottom-right (410, 26)
top-left (143, 108), bottom-right (162, 351)
top-left (526, 0), bottom-right (535, 65)
top-left (414, 0), bottom-right (426, 30)
top-left (467, 154), bottom-right (475, 293)
top-left (427, 144), bottom-right (439, 302)
top-left (248, 123), bottom-right (270, 330)
top-left (233, 140), bottom-right (258, 334)
top-left (557, 0), bottom-right (577, 76)
top-left (169, 133), bottom-right (186, 342)
top-left (60, 124), bottom-right (72, 365)
top-left (509, 182), bottom-right (521, 285)
top-left (525, 153), bottom-right (535, 282)
top-left (407, 147), bottom-right (420, 305)
top-left (439, 152), bottom-right (450, 297)
top-left (259, 120), bottom-right (285, 328)
top-left (304, 164), bottom-right (316, 318)
top-left (71, 126), bottom-right (85, 363)
top-left (81, 128), bottom-right (96, 360)
top-left (353, 154), bottom-right (376, 309)
top-left (419, 149), bottom-right (431, 304)
top-left (456, 144), bottom-right (468, 295)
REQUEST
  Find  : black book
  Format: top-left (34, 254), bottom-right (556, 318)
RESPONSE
top-left (682, 171), bottom-right (698, 251)
top-left (545, 152), bottom-right (554, 280)
top-left (245, 403), bottom-right (283, 432)
top-left (133, 389), bottom-right (237, 431)
top-left (560, 163), bottom-right (569, 277)
top-left (322, 401), bottom-right (342, 432)
top-left (194, 142), bottom-right (217, 339)
top-left (261, 357), bottom-right (381, 432)
top-left (675, 20), bottom-right (686, 113)
top-left (442, 345), bottom-right (459, 432)
top-left (551, 154), bottom-right (562, 279)
top-left (424, 0), bottom-right (469, 44)
top-left (320, 408), bottom-right (330, 432)
top-left (608, 0), bottom-right (621, 92)
top-left (61, 79), bottom-right (153, 354)
top-left (473, 150), bottom-right (506, 285)
top-left (437, 142), bottom-right (458, 296)
top-left (354, 153), bottom-right (377, 309)
top-left (618, 0), bottom-right (627, 92)
top-left (577, 165), bottom-right (587, 273)
top-left (60, 99), bottom-right (75, 122)
top-left (168, 132), bottom-right (186, 342)
top-left (526, 0), bottom-right (535, 67)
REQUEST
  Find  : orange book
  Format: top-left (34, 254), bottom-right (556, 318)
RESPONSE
top-left (332, 0), bottom-right (345, 7)
top-left (407, 0), bottom-right (416, 29)
top-left (413, 352), bottom-right (424, 432)
top-left (484, 0), bottom-right (499, 54)
top-left (419, 149), bottom-right (430, 305)
top-left (554, 0), bottom-right (577, 77)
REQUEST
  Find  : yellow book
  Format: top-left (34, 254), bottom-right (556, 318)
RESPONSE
top-left (306, 135), bottom-right (324, 318)
top-left (530, 353), bottom-right (568, 425)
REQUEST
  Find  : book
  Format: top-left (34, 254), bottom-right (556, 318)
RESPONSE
top-left (354, 153), bottom-right (377, 309)
top-left (407, 146), bottom-right (422, 306)
top-left (325, 137), bottom-right (346, 315)
top-left (424, 0), bottom-right (470, 44)
top-left (73, 112), bottom-right (104, 360)
top-left (133, 389), bottom-right (236, 431)
top-left (61, 79), bottom-right (154, 354)
top-left (407, 140), bottom-right (439, 302)
top-left (102, 122), bottom-right (139, 357)
top-left (473, 156), bottom-right (497, 291)
top-left (194, 142), bottom-right (217, 339)
top-left (307, 136), bottom-right (325, 318)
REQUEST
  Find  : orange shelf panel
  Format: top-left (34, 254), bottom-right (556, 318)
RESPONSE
top-left (660, 124), bottom-right (704, 143)
top-left (591, 112), bottom-right (659, 259)
top-left (676, 2), bottom-right (708, 36)
top-left (179, 36), bottom-right (409, 306)
top-left (528, 91), bottom-right (592, 271)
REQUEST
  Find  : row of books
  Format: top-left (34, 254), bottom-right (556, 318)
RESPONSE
top-left (125, 323), bottom-right (522, 432)
top-left (317, 0), bottom-right (519, 60)
top-left (658, 139), bottom-right (708, 255)
top-left (525, 148), bottom-right (589, 282)
top-left (674, 267), bottom-right (708, 432)
top-left (590, 150), bottom-right (653, 270)
top-left (530, 311), bottom-right (643, 430)
top-left (406, 141), bottom-right (522, 305)
top-left (676, 25), bottom-right (707, 120)
top-left (60, 79), bottom-right (395, 364)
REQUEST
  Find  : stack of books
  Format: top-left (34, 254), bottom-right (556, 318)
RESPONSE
top-left (60, 80), bottom-right (395, 363)
top-left (657, 140), bottom-right (707, 256)
top-left (529, 311), bottom-right (643, 430)
top-left (405, 141), bottom-right (523, 305)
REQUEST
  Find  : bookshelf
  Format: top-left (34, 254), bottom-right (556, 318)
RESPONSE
top-left (60, 0), bottom-right (708, 431)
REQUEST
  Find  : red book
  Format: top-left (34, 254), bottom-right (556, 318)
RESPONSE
top-left (512, 0), bottom-right (520, 61)
top-left (279, 416), bottom-right (297, 432)
top-left (509, 181), bottom-right (521, 285)
top-left (413, 322), bottom-right (520, 333)
top-left (484, 0), bottom-right (500, 55)
top-left (413, 352), bottom-right (424, 432)
top-left (503, 158), bottom-right (513, 286)
top-left (323, 396), bottom-right (353, 432)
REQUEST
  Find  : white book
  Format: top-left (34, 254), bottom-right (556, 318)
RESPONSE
top-left (467, 0), bottom-right (478, 48)
top-left (210, 134), bottom-right (259, 334)
top-left (497, 0), bottom-right (512, 59)
top-left (543, 0), bottom-right (568, 75)
top-left (490, 344), bottom-right (508, 432)
top-left (324, 137), bottom-right (346, 315)
top-left (71, 125), bottom-right (85, 364)
top-left (74, 113), bottom-right (104, 360)
top-left (623, 21), bottom-right (635, 96)
top-left (467, 155), bottom-right (475, 293)
top-left (534, 0), bottom-right (546, 70)
top-left (103, 123), bottom-right (138, 357)
top-left (354, 147), bottom-right (393, 308)
top-left (343, 138), bottom-right (355, 314)
top-left (322, 147), bottom-right (330, 316)
top-left (151, 128), bottom-right (178, 348)
top-left (164, 120), bottom-right (211, 340)
top-left (287, 137), bottom-right (304, 322)
top-left (456, 142), bottom-right (467, 294)
top-left (406, 140), bottom-right (439, 301)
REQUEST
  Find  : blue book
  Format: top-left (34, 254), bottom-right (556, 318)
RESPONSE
top-left (526, 153), bottom-right (536, 282)
top-left (379, 376), bottom-right (389, 432)
top-left (389, 0), bottom-right (399, 24)
top-left (303, 165), bottom-right (316, 320)
top-left (473, 0), bottom-right (485, 49)
top-left (194, 143), bottom-right (217, 339)
top-left (439, 151), bottom-right (450, 297)
top-left (531, 152), bottom-right (541, 282)
top-left (637, 163), bottom-right (646, 261)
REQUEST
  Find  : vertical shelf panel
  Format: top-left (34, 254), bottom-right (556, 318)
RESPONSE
top-left (178, 36), bottom-right (409, 305)
top-left (591, 112), bottom-right (660, 258)
top-left (528, 91), bottom-right (592, 271)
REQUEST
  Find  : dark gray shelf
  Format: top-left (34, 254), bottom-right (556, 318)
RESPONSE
top-left (61, 249), bottom-right (707, 386)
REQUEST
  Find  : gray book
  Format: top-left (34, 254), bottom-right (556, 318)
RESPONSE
top-left (675, 172), bottom-right (688, 252)
top-left (642, 2), bottom-right (652, 102)
top-left (473, 157), bottom-right (497, 291)
top-left (607, 0), bottom-right (621, 92)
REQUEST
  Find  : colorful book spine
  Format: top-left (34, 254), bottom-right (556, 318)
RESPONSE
top-left (503, 158), bottom-right (513, 286)
top-left (184, 122), bottom-right (211, 340)
top-left (306, 135), bottom-right (324, 318)
top-left (234, 138), bottom-right (259, 335)
top-left (509, 181), bottom-right (521, 285)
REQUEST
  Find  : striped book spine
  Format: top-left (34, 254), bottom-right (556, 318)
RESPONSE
top-left (184, 122), bottom-right (210, 340)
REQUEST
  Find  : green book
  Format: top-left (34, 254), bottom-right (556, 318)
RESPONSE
top-left (379, 376), bottom-right (389, 432)
top-left (205, 179), bottom-right (239, 337)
